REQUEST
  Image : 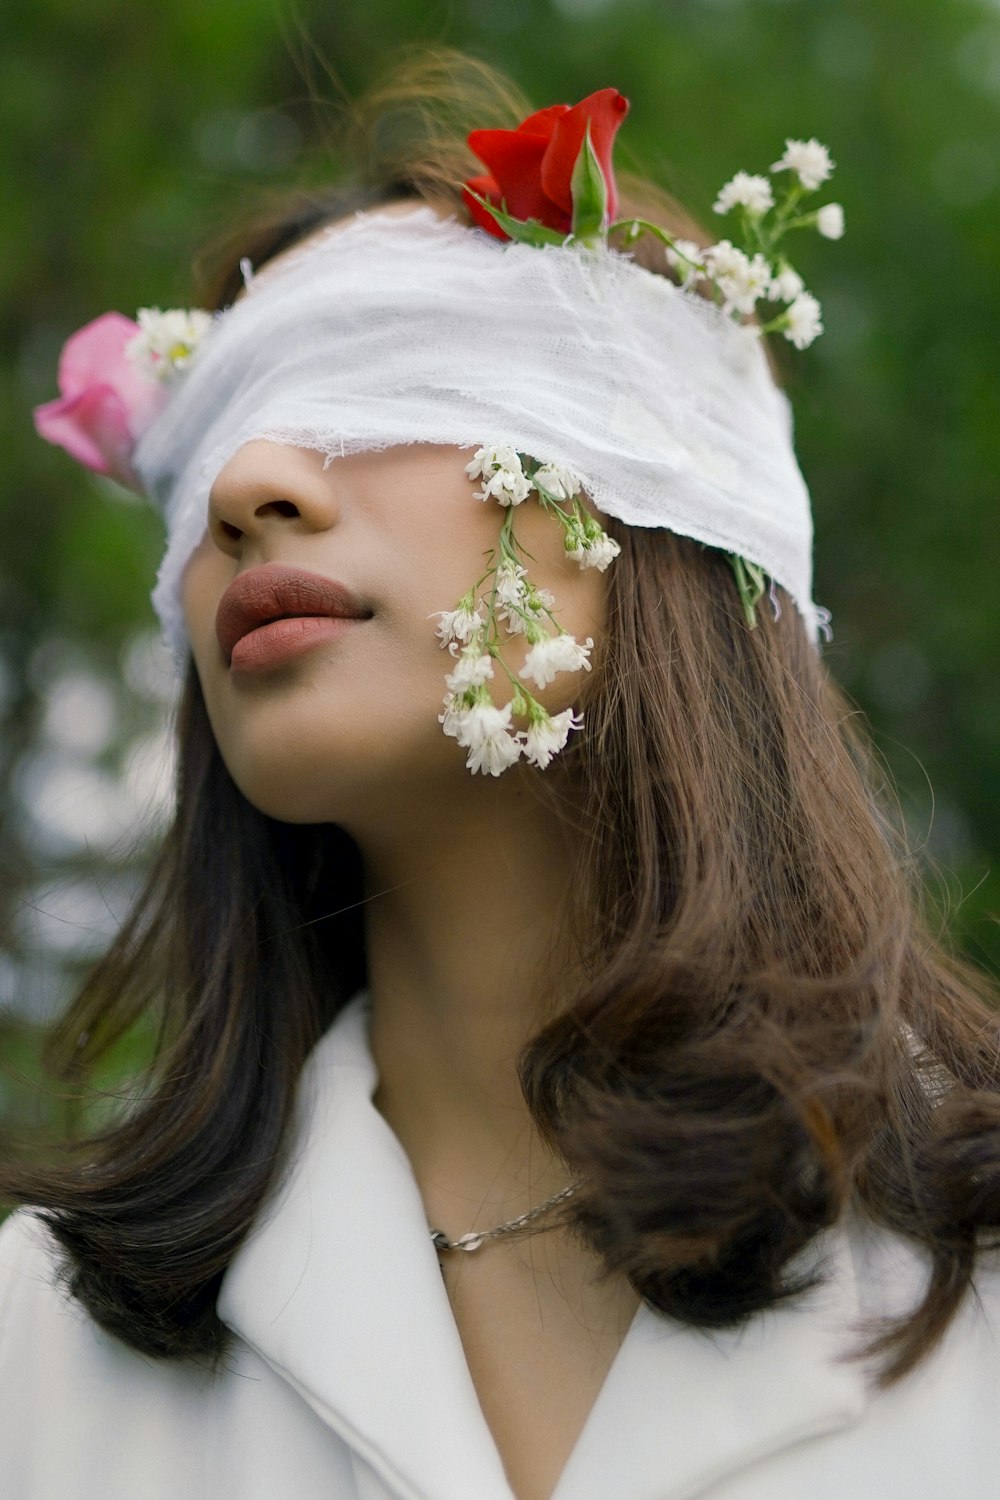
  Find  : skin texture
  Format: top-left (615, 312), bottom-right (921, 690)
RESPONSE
top-left (179, 206), bottom-right (638, 1500)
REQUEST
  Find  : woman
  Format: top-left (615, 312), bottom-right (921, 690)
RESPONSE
top-left (4, 50), bottom-right (1000, 1500)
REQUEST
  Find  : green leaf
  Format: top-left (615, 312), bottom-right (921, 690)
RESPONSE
top-left (570, 122), bottom-right (609, 244)
top-left (464, 189), bottom-right (568, 247)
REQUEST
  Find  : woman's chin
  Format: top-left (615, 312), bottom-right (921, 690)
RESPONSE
top-left (220, 735), bottom-right (474, 829)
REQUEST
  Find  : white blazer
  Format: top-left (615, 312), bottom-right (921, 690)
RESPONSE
top-left (2, 991), bottom-right (1000, 1500)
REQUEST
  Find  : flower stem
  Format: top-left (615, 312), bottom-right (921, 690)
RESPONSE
top-left (728, 552), bottom-right (768, 628)
top-left (483, 507), bottom-right (516, 647)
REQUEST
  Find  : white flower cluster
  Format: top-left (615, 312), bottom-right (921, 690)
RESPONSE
top-left (702, 241), bottom-right (773, 318)
top-left (439, 680), bottom-right (586, 776)
top-left (464, 448), bottom-right (621, 572)
top-left (493, 560), bottom-right (555, 637)
top-left (436, 610), bottom-right (592, 774)
top-left (465, 444), bottom-right (534, 505)
top-left (657, 136), bottom-right (843, 352)
top-left (769, 138), bottom-right (835, 192)
top-left (125, 307), bottom-right (214, 384)
top-left (713, 170), bottom-right (775, 218)
top-left (432, 447), bottom-right (615, 776)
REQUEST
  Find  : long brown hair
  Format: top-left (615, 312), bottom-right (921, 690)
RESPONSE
top-left (5, 47), bottom-right (1000, 1387)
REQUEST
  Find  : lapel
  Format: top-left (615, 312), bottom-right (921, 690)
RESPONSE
top-left (217, 993), bottom-right (517, 1500)
top-left (550, 1219), bottom-right (870, 1500)
top-left (219, 993), bottom-right (871, 1500)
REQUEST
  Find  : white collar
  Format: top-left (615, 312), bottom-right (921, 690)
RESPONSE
top-left (218, 993), bottom-right (871, 1500)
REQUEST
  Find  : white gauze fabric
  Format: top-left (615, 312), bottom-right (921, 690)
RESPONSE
top-left (134, 204), bottom-right (819, 655)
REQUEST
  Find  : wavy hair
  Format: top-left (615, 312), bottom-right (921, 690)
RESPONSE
top-left (4, 47), bottom-right (1000, 1387)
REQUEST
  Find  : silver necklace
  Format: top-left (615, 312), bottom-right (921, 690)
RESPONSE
top-left (429, 1181), bottom-right (580, 1253)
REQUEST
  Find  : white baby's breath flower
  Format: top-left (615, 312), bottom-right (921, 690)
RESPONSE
top-left (495, 560), bottom-right (528, 608)
top-left (816, 202), bottom-right (845, 240)
top-left (767, 264), bottom-right (805, 303)
top-left (466, 733), bottom-right (523, 777)
top-left (532, 464), bottom-right (583, 501)
top-left (432, 605), bottom-right (484, 646)
top-left (464, 443), bottom-right (522, 481)
top-left (501, 585), bottom-right (555, 636)
top-left (784, 292), bottom-right (824, 350)
top-left (456, 700), bottom-right (511, 747)
top-left (478, 466), bottom-right (533, 506)
top-left (445, 651), bottom-right (494, 693)
top-left (521, 633), bottom-right (594, 690)
top-left (702, 240), bottom-right (746, 280)
top-left (665, 238), bottom-right (707, 289)
top-left (730, 253), bottom-right (773, 316)
top-left (522, 708), bottom-right (584, 769)
top-left (438, 694), bottom-right (466, 740)
top-left (455, 701), bottom-right (522, 776)
top-left (125, 307), bottom-right (213, 384)
top-left (703, 242), bottom-right (772, 316)
top-left (568, 533), bottom-right (621, 572)
top-left (465, 445), bottom-right (533, 505)
top-left (713, 171), bottom-right (775, 217)
top-left (770, 138), bottom-right (835, 191)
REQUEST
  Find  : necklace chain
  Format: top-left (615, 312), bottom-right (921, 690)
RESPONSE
top-left (429, 1181), bottom-right (580, 1254)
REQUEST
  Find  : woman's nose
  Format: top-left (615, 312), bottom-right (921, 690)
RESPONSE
top-left (206, 440), bottom-right (341, 557)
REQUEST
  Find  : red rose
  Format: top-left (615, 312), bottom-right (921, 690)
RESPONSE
top-left (463, 88), bottom-right (629, 242)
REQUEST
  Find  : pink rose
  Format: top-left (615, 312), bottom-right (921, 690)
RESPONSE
top-left (33, 312), bottom-right (167, 492)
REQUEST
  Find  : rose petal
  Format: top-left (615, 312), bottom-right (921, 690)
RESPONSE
top-left (541, 88), bottom-right (629, 217)
top-left (514, 103), bottom-right (570, 138)
top-left (34, 384), bottom-right (140, 489)
top-left (57, 313), bottom-right (138, 393)
top-left (466, 127), bottom-right (570, 231)
top-left (56, 312), bottom-right (163, 433)
top-left (462, 175), bottom-right (510, 240)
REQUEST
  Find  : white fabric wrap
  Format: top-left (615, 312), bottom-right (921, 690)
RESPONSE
top-left (134, 205), bottom-right (818, 655)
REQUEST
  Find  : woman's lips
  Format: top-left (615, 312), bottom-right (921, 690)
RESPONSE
top-left (229, 614), bottom-right (365, 673)
top-left (216, 563), bottom-right (372, 675)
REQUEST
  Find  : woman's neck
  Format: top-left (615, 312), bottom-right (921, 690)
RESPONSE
top-left (360, 783), bottom-right (585, 1232)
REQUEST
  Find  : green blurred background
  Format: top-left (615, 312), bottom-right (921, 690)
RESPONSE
top-left (2, 0), bottom-right (998, 1140)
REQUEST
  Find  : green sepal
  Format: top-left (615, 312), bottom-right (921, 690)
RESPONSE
top-left (464, 188), bottom-right (569, 247)
top-left (570, 122), bottom-right (609, 244)
top-left (728, 553), bottom-right (768, 628)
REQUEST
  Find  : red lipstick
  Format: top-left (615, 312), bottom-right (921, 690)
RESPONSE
top-left (216, 563), bottom-right (372, 675)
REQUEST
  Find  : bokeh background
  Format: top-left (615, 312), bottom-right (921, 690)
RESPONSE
top-left (2, 0), bottom-right (998, 1140)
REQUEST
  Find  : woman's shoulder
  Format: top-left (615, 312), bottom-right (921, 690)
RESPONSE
top-left (839, 1207), bottom-right (1000, 1387)
top-left (657, 1213), bottom-right (1000, 1500)
top-left (806, 1212), bottom-right (1000, 1490)
top-left (0, 1209), bottom-right (360, 1498)
top-left (844, 1208), bottom-right (1000, 1328)
top-left (0, 1209), bottom-right (72, 1337)
top-left (0, 1207), bottom-right (214, 1402)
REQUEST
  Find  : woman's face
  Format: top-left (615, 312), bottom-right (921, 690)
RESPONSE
top-left (181, 437), bottom-right (607, 826)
